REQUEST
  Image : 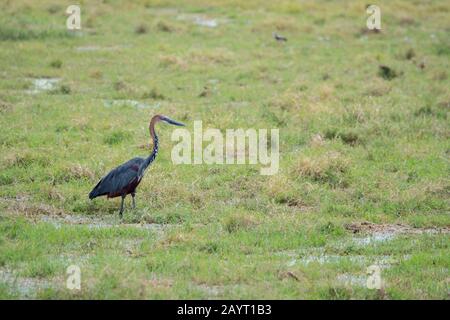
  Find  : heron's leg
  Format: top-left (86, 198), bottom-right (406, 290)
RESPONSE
top-left (131, 192), bottom-right (136, 209)
top-left (119, 195), bottom-right (125, 218)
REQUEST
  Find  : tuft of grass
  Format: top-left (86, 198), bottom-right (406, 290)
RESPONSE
top-left (324, 129), bottom-right (363, 146)
top-left (0, 24), bottom-right (70, 41)
top-left (2, 152), bottom-right (48, 169)
top-left (90, 70), bottom-right (103, 79)
top-left (155, 20), bottom-right (175, 33)
top-left (378, 65), bottom-right (399, 80)
top-left (414, 105), bottom-right (447, 119)
top-left (316, 221), bottom-right (345, 236)
top-left (142, 88), bottom-right (165, 100)
top-left (435, 43), bottom-right (450, 56)
top-left (0, 100), bottom-right (12, 113)
top-left (113, 81), bottom-right (127, 91)
top-left (140, 209), bottom-right (187, 224)
top-left (57, 164), bottom-right (95, 182)
top-left (339, 131), bottom-right (361, 146)
top-left (49, 59), bottom-right (62, 69)
top-left (365, 80), bottom-right (391, 96)
top-left (292, 153), bottom-right (349, 187)
top-left (50, 85), bottom-right (71, 95)
top-left (158, 54), bottom-right (188, 69)
top-left (135, 24), bottom-right (148, 34)
top-left (223, 213), bottom-right (259, 233)
top-left (47, 4), bottom-right (62, 15)
top-left (404, 48), bottom-right (415, 60)
top-left (22, 259), bottom-right (58, 278)
top-left (103, 131), bottom-right (132, 145)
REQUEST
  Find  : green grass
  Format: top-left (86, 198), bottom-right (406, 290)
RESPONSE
top-left (0, 0), bottom-right (449, 299)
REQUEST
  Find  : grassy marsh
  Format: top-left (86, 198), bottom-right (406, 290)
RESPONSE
top-left (0, 0), bottom-right (449, 299)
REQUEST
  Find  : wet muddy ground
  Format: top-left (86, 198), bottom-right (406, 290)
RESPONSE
top-left (345, 221), bottom-right (450, 235)
top-left (38, 213), bottom-right (171, 233)
top-left (275, 222), bottom-right (450, 288)
top-left (1, 196), bottom-right (448, 296)
top-left (0, 268), bottom-right (55, 299)
top-left (346, 221), bottom-right (450, 246)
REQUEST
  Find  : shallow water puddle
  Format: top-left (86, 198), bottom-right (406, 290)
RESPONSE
top-left (193, 283), bottom-right (242, 298)
top-left (26, 78), bottom-right (60, 94)
top-left (194, 17), bottom-right (218, 28)
top-left (286, 253), bottom-right (403, 269)
top-left (103, 99), bottom-right (159, 110)
top-left (195, 284), bottom-right (223, 297)
top-left (287, 254), bottom-right (361, 267)
top-left (336, 274), bottom-right (367, 287)
top-left (347, 222), bottom-right (450, 246)
top-left (352, 232), bottom-right (397, 246)
top-left (278, 246), bottom-right (410, 269)
top-left (0, 268), bottom-right (54, 298)
top-left (176, 14), bottom-right (222, 28)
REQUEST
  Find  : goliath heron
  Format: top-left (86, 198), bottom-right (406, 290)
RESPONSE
top-left (89, 114), bottom-right (185, 217)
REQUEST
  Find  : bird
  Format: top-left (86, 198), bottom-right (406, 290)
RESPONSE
top-left (273, 32), bottom-right (287, 42)
top-left (89, 114), bottom-right (185, 217)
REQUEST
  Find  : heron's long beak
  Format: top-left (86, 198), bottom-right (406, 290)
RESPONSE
top-left (161, 116), bottom-right (185, 126)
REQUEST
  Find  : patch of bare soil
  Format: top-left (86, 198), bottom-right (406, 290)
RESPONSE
top-left (0, 197), bottom-right (171, 232)
top-left (38, 214), bottom-right (170, 232)
top-left (345, 221), bottom-right (450, 235)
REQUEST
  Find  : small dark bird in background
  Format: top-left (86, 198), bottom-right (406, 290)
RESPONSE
top-left (273, 32), bottom-right (287, 42)
top-left (89, 114), bottom-right (185, 217)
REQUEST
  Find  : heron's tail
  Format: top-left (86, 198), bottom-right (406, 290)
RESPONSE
top-left (88, 189), bottom-right (98, 200)
top-left (89, 180), bottom-right (103, 199)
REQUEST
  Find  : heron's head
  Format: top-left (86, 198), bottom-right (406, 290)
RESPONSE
top-left (158, 115), bottom-right (185, 126)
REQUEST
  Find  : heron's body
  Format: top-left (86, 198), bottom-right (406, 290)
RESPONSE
top-left (88, 115), bottom-right (183, 217)
top-left (89, 157), bottom-right (145, 199)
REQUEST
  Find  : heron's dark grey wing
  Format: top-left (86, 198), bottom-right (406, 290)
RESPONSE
top-left (89, 157), bottom-right (145, 199)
